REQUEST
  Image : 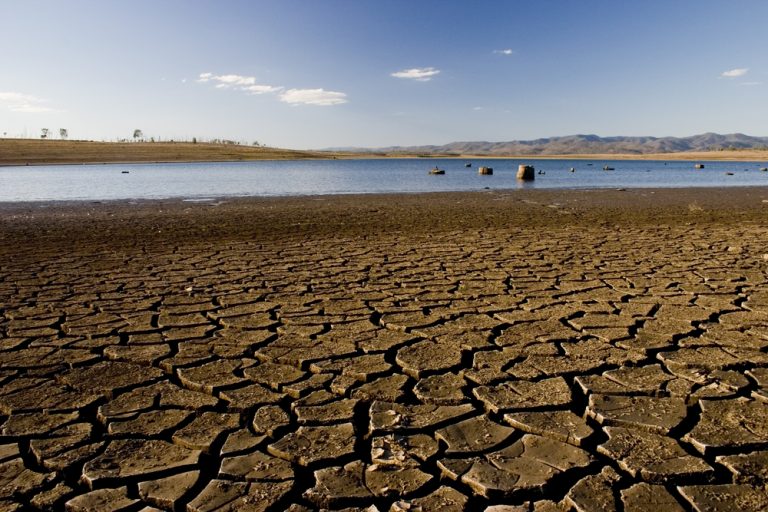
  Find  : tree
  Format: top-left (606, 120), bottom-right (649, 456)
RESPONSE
top-left (133, 129), bottom-right (143, 141)
top-left (59, 128), bottom-right (68, 140)
top-left (41, 128), bottom-right (49, 139)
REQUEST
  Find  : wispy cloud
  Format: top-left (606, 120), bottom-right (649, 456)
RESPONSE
top-left (391, 67), bottom-right (441, 81)
top-left (279, 88), bottom-right (347, 106)
top-left (721, 68), bottom-right (748, 78)
top-left (493, 49), bottom-right (514, 55)
top-left (198, 72), bottom-right (344, 106)
top-left (0, 92), bottom-right (55, 113)
top-left (740, 81), bottom-right (762, 86)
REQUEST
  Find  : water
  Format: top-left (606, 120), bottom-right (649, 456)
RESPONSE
top-left (0, 158), bottom-right (766, 202)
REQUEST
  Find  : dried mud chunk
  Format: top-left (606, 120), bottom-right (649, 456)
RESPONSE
top-left (283, 373), bottom-right (334, 398)
top-left (1, 411), bottom-right (78, 437)
top-left (187, 479), bottom-right (292, 512)
top-left (657, 347), bottom-right (744, 370)
top-left (438, 434), bottom-right (592, 498)
top-left (304, 461), bottom-right (372, 508)
top-left (294, 398), bottom-right (358, 425)
top-left (251, 405), bottom-right (290, 437)
top-left (219, 451), bottom-right (294, 481)
top-left (30, 482), bottom-right (74, 510)
top-left (587, 394), bottom-right (688, 434)
top-left (177, 359), bottom-right (247, 393)
top-left (716, 451), bottom-right (768, 484)
top-left (242, 362), bottom-right (305, 390)
top-left (310, 353), bottom-right (392, 382)
top-left (0, 458), bottom-right (54, 498)
top-left (598, 427), bottom-right (713, 483)
top-left (435, 415), bottom-right (516, 454)
top-left (60, 361), bottom-right (163, 398)
top-left (64, 487), bottom-right (138, 512)
top-left (172, 412), bottom-right (240, 453)
top-left (138, 471), bottom-right (200, 510)
top-left (369, 401), bottom-right (473, 433)
top-left (503, 410), bottom-right (593, 446)
top-left (620, 482), bottom-right (685, 512)
top-left (677, 483), bottom-right (768, 512)
top-left (220, 430), bottom-right (266, 457)
top-left (220, 383), bottom-right (284, 411)
top-left (683, 399), bottom-right (768, 455)
top-left (104, 344), bottom-right (171, 365)
top-left (413, 372), bottom-right (467, 405)
top-left (473, 377), bottom-right (571, 413)
top-left (365, 464), bottom-right (433, 497)
top-left (268, 423), bottom-right (356, 466)
top-left (371, 434), bottom-right (438, 467)
top-left (0, 380), bottom-right (101, 414)
top-left (565, 466), bottom-right (621, 512)
top-left (81, 439), bottom-right (201, 488)
top-left (396, 340), bottom-right (463, 378)
top-left (40, 442), bottom-right (105, 471)
top-left (389, 485), bottom-right (468, 512)
top-left (350, 374), bottom-right (409, 402)
top-left (29, 423), bottom-right (93, 461)
top-left (389, 486), bottom-right (469, 512)
top-left (108, 409), bottom-right (191, 437)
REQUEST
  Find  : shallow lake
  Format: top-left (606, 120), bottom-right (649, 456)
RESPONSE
top-left (1, 158), bottom-right (767, 202)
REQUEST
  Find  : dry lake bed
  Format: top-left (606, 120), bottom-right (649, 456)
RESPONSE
top-left (1, 188), bottom-right (768, 511)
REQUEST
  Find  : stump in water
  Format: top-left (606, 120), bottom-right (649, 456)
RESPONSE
top-left (517, 164), bottom-right (535, 181)
top-left (478, 166), bottom-right (493, 175)
top-left (695, 164), bottom-right (705, 169)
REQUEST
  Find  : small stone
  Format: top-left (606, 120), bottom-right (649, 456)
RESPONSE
top-left (268, 423), bottom-right (356, 466)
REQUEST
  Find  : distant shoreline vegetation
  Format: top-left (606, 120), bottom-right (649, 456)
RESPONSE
top-left (1, 135), bottom-right (767, 166)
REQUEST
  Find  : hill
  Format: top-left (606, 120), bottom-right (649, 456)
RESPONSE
top-left (0, 139), bottom-right (343, 166)
top-left (334, 133), bottom-right (768, 156)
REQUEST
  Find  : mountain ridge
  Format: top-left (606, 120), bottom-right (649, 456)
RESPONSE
top-left (327, 133), bottom-right (768, 155)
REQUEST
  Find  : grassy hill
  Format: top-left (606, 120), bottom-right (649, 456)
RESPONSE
top-left (0, 139), bottom-right (343, 166)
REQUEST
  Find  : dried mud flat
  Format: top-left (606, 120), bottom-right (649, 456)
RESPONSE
top-left (2, 188), bottom-right (768, 511)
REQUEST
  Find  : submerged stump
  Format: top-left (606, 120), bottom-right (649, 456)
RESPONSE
top-left (517, 165), bottom-right (535, 181)
top-left (478, 166), bottom-right (493, 175)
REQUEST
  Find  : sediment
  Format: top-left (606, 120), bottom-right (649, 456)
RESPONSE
top-left (1, 187), bottom-right (768, 510)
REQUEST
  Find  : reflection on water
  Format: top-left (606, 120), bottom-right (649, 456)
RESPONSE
top-left (0, 158), bottom-right (766, 202)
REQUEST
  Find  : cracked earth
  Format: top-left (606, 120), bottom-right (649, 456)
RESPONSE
top-left (1, 189), bottom-right (768, 511)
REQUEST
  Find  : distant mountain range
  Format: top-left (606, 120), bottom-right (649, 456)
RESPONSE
top-left (329, 133), bottom-right (768, 155)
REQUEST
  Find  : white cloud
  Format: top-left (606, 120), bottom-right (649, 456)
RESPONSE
top-left (391, 67), bottom-right (440, 81)
top-left (198, 72), bottom-right (345, 106)
top-left (740, 81), bottom-right (762, 86)
top-left (244, 84), bottom-right (283, 94)
top-left (279, 88), bottom-right (347, 106)
top-left (721, 68), bottom-right (748, 78)
top-left (494, 49), bottom-right (514, 55)
top-left (0, 92), bottom-right (54, 113)
top-left (472, 106), bottom-right (484, 111)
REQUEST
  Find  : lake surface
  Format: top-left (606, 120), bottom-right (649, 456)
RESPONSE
top-left (1, 158), bottom-right (767, 202)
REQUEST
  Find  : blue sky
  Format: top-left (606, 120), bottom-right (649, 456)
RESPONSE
top-left (1, 0), bottom-right (766, 148)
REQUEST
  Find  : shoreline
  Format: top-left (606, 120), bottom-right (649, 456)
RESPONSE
top-left (2, 139), bottom-right (767, 167)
